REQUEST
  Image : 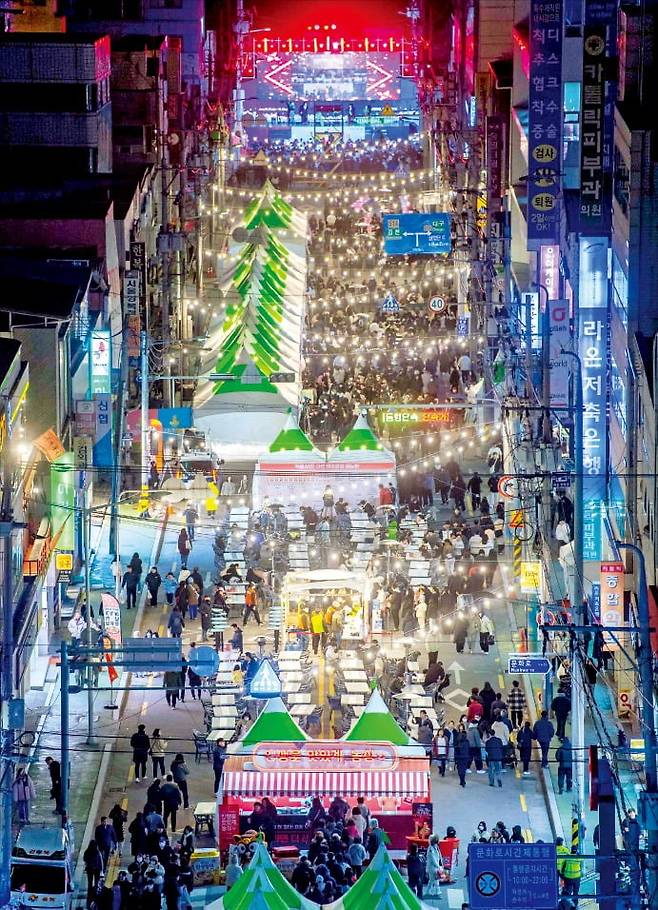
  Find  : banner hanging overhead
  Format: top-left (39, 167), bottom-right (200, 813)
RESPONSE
top-left (527, 0), bottom-right (563, 246)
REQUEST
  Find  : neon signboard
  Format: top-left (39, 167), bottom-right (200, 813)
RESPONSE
top-left (253, 741), bottom-right (398, 771)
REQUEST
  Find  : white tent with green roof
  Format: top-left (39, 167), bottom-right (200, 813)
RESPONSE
top-left (324, 845), bottom-right (435, 910)
top-left (318, 413), bottom-right (396, 505)
top-left (208, 841), bottom-right (317, 910)
top-left (343, 689), bottom-right (423, 751)
top-left (252, 411), bottom-right (325, 506)
top-left (239, 697), bottom-right (308, 747)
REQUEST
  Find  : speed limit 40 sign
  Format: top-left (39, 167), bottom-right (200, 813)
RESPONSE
top-left (428, 295), bottom-right (446, 313)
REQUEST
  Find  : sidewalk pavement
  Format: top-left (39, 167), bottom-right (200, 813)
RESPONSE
top-left (18, 502), bottom-right (165, 863)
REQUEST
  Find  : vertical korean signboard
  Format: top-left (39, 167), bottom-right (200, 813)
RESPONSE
top-left (93, 393), bottom-right (113, 469)
top-left (51, 452), bottom-right (75, 552)
top-left (90, 330), bottom-right (111, 395)
top-left (600, 561), bottom-right (624, 648)
top-left (580, 0), bottom-right (618, 234)
top-left (486, 116), bottom-right (504, 203)
top-left (579, 241), bottom-right (609, 561)
top-left (527, 0), bottom-right (563, 246)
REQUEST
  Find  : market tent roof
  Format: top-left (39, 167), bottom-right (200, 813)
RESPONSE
top-left (241, 697), bottom-right (308, 746)
top-left (212, 841), bottom-right (316, 910)
top-left (344, 690), bottom-right (417, 747)
top-left (325, 845), bottom-right (428, 910)
top-left (329, 413), bottom-right (394, 460)
top-left (269, 411), bottom-right (315, 452)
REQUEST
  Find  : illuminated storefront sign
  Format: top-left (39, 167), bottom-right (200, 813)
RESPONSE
top-left (50, 452), bottom-right (75, 552)
top-left (90, 330), bottom-right (111, 395)
top-left (600, 562), bottom-right (624, 649)
top-left (579, 240), bottom-right (609, 561)
top-left (527, 0), bottom-right (563, 245)
top-left (253, 741), bottom-right (398, 771)
top-left (380, 407), bottom-right (454, 425)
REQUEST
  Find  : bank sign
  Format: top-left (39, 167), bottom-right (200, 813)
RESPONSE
top-left (382, 213), bottom-right (452, 255)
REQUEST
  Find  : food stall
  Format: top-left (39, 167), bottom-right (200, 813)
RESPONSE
top-left (218, 694), bottom-right (431, 854)
top-left (282, 569), bottom-right (369, 643)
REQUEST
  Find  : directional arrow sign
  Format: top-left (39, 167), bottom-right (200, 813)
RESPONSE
top-left (447, 660), bottom-right (464, 685)
top-left (507, 653), bottom-right (551, 675)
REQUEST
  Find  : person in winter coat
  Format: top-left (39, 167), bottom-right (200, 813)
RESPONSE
top-left (479, 611), bottom-right (495, 652)
top-left (109, 803), bottom-right (128, 855)
top-left (128, 812), bottom-right (148, 857)
top-left (555, 736), bottom-right (573, 793)
top-left (12, 769), bottom-right (36, 823)
top-left (213, 739), bottom-right (227, 793)
top-left (130, 724), bottom-right (150, 781)
top-left (187, 581), bottom-right (200, 621)
top-left (453, 613), bottom-right (469, 653)
top-left (145, 567), bottom-right (162, 607)
top-left (433, 728), bottom-right (449, 776)
top-left (480, 681), bottom-right (497, 721)
top-left (485, 733), bottom-right (504, 787)
top-left (466, 722), bottom-right (484, 772)
top-left (122, 566), bottom-right (140, 610)
top-left (347, 837), bottom-right (367, 877)
top-left (171, 753), bottom-right (190, 809)
top-left (83, 840), bottom-right (104, 902)
top-left (551, 688), bottom-right (572, 739)
top-left (177, 528), bottom-right (191, 567)
top-left (160, 774), bottom-right (182, 832)
top-left (532, 710), bottom-right (555, 768)
top-left (94, 816), bottom-right (117, 870)
top-left (406, 843), bottom-right (426, 898)
top-left (366, 818), bottom-right (386, 859)
top-left (163, 572), bottom-right (177, 606)
top-left (507, 680), bottom-right (527, 728)
top-left (199, 598), bottom-right (212, 642)
top-left (150, 728), bottom-right (167, 777)
top-left (163, 669), bottom-right (182, 708)
top-left (68, 610), bottom-right (87, 642)
top-left (167, 607), bottom-right (185, 638)
top-left (516, 721), bottom-right (534, 774)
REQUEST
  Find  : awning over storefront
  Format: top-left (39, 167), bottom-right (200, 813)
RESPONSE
top-left (222, 767), bottom-right (429, 798)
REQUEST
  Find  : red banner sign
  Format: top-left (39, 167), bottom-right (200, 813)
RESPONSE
top-left (253, 741), bottom-right (398, 772)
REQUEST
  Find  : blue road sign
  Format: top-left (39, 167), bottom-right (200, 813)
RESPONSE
top-left (122, 638), bottom-right (182, 671)
top-left (380, 293), bottom-right (400, 313)
top-left (551, 471), bottom-right (571, 491)
top-left (188, 645), bottom-right (219, 677)
top-left (382, 213), bottom-right (452, 255)
top-left (507, 654), bottom-right (551, 675)
top-left (468, 843), bottom-right (558, 910)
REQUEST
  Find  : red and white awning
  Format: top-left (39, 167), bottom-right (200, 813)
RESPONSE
top-left (222, 769), bottom-right (430, 798)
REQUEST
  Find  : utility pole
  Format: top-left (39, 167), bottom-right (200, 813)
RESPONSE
top-left (82, 485), bottom-right (95, 746)
top-left (0, 506), bottom-right (14, 906)
top-left (159, 130), bottom-right (172, 408)
top-left (615, 542), bottom-right (658, 907)
top-left (60, 641), bottom-right (69, 824)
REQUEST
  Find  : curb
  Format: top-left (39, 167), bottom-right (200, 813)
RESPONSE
top-left (72, 510), bottom-right (169, 896)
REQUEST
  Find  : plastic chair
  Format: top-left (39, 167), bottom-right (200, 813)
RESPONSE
top-left (193, 729), bottom-right (212, 763)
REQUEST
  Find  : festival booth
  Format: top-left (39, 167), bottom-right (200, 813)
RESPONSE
top-left (208, 840), bottom-right (316, 910)
top-left (250, 413), bottom-right (397, 508)
top-left (193, 187), bottom-right (307, 460)
top-left (218, 693), bottom-right (431, 855)
top-left (251, 413), bottom-right (326, 506)
top-left (281, 569), bottom-right (369, 642)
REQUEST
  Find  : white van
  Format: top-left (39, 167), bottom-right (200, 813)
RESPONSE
top-left (10, 826), bottom-right (74, 908)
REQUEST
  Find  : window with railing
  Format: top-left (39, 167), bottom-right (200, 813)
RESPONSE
top-left (614, 146), bottom-right (630, 216)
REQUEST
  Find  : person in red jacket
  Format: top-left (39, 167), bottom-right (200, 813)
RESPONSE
top-left (378, 484), bottom-right (393, 506)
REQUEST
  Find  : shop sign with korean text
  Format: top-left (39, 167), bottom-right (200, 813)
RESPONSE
top-left (527, 0), bottom-right (563, 245)
top-left (600, 561), bottom-right (624, 649)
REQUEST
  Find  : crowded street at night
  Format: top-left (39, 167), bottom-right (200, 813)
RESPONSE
top-left (0, 1), bottom-right (655, 909)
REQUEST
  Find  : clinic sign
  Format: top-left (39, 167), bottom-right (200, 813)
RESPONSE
top-left (253, 741), bottom-right (399, 771)
top-left (600, 561), bottom-right (624, 649)
top-left (527, 0), bottom-right (563, 245)
top-left (382, 213), bottom-right (452, 255)
top-left (580, 0), bottom-right (618, 234)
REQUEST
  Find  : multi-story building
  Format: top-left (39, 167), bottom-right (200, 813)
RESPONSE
top-left (0, 33), bottom-right (112, 176)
